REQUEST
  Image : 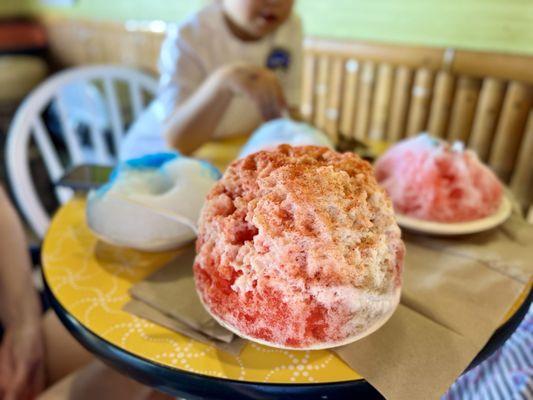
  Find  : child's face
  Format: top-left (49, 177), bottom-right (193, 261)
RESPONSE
top-left (223, 0), bottom-right (295, 39)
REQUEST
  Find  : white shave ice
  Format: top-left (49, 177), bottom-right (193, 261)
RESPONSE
top-left (239, 118), bottom-right (333, 158)
top-left (87, 154), bottom-right (219, 251)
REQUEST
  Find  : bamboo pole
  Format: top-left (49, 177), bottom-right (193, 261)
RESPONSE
top-left (353, 61), bottom-right (376, 140)
top-left (369, 63), bottom-right (393, 141)
top-left (339, 59), bottom-right (360, 138)
top-left (447, 76), bottom-right (481, 143)
top-left (489, 82), bottom-right (532, 181)
top-left (406, 68), bottom-right (434, 137)
top-left (468, 78), bottom-right (506, 160)
top-left (427, 71), bottom-right (455, 138)
top-left (387, 66), bottom-right (413, 141)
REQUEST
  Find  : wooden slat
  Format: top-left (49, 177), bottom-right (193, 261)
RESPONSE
top-left (32, 117), bottom-right (64, 180)
top-left (305, 37), bottom-right (444, 71)
top-left (129, 80), bottom-right (144, 120)
top-left (54, 95), bottom-right (83, 164)
top-left (489, 82), bottom-right (532, 181)
top-left (301, 53), bottom-right (317, 122)
top-left (324, 57), bottom-right (344, 142)
top-left (468, 78), bottom-right (506, 160)
top-left (447, 76), bottom-right (481, 142)
top-left (305, 38), bottom-right (533, 84)
top-left (339, 59), bottom-right (360, 138)
top-left (101, 28), bottom-right (120, 67)
top-left (427, 71), bottom-right (455, 138)
top-left (141, 86), bottom-right (155, 105)
top-left (528, 206), bottom-right (533, 224)
top-left (40, 16), bottom-right (533, 85)
top-left (406, 68), bottom-right (434, 137)
top-left (452, 50), bottom-right (533, 84)
top-left (63, 25), bottom-right (89, 65)
top-left (314, 55), bottom-right (330, 130)
top-left (369, 64), bottom-right (393, 141)
top-left (86, 30), bottom-right (105, 64)
top-left (387, 66), bottom-right (413, 141)
top-left (353, 61), bottom-right (376, 140)
top-left (88, 122), bottom-right (113, 165)
top-left (103, 77), bottom-right (125, 154)
top-left (148, 34), bottom-right (165, 72)
top-left (510, 111), bottom-right (533, 207)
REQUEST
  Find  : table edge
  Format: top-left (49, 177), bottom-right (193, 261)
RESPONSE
top-left (42, 269), bottom-right (376, 392)
top-left (41, 221), bottom-right (531, 396)
top-left (44, 263), bottom-right (531, 397)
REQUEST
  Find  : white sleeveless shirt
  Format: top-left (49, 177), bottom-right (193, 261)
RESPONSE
top-left (120, 3), bottom-right (302, 161)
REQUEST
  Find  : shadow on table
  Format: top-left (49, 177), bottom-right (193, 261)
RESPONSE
top-left (94, 240), bottom-right (177, 284)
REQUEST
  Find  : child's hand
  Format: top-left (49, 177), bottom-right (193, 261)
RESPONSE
top-left (0, 318), bottom-right (45, 400)
top-left (220, 64), bottom-right (287, 120)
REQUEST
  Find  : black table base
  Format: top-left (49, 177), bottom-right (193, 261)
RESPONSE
top-left (44, 272), bottom-right (531, 400)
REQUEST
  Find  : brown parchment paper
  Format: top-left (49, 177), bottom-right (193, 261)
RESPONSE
top-left (334, 213), bottom-right (532, 399)
top-left (128, 244), bottom-right (234, 343)
top-left (125, 213), bottom-right (532, 400)
top-left (123, 299), bottom-right (246, 356)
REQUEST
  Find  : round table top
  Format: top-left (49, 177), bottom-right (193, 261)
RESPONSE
top-left (42, 138), bottom-right (529, 396)
top-left (43, 197), bottom-right (361, 384)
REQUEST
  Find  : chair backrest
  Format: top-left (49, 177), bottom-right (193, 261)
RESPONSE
top-left (6, 65), bottom-right (158, 238)
top-left (301, 38), bottom-right (533, 209)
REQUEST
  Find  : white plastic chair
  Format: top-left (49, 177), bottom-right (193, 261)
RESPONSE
top-left (6, 65), bottom-right (158, 238)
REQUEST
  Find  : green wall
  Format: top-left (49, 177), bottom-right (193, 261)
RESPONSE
top-left (28, 0), bottom-right (204, 22)
top-left (0, 0), bottom-right (33, 17)
top-left (18, 0), bottom-right (533, 55)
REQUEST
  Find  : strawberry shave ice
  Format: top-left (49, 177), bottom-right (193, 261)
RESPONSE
top-left (194, 145), bottom-right (404, 349)
top-left (374, 135), bottom-right (503, 222)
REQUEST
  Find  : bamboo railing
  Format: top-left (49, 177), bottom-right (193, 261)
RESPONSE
top-left (40, 16), bottom-right (533, 208)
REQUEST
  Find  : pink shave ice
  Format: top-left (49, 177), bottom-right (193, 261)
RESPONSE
top-left (194, 145), bottom-right (404, 349)
top-left (375, 134), bottom-right (503, 223)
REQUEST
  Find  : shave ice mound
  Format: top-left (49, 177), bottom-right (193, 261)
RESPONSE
top-left (374, 135), bottom-right (503, 223)
top-left (87, 153), bottom-right (220, 251)
top-left (194, 145), bottom-right (404, 349)
top-left (238, 118), bottom-right (333, 158)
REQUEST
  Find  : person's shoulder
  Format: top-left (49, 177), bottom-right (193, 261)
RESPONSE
top-left (168, 3), bottom-right (223, 44)
top-left (275, 11), bottom-right (303, 40)
top-left (287, 12), bottom-right (303, 29)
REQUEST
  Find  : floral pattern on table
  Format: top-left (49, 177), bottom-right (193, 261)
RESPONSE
top-left (42, 197), bottom-right (362, 383)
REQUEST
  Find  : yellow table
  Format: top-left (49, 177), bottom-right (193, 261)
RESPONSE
top-left (43, 197), bottom-right (360, 383)
top-left (42, 138), bottom-right (530, 398)
top-left (43, 138), bottom-right (376, 398)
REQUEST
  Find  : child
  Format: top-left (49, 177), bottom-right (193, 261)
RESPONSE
top-left (120, 0), bottom-right (302, 159)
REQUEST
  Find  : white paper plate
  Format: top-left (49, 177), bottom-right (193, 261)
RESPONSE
top-left (395, 195), bottom-right (512, 236)
top-left (197, 285), bottom-right (401, 350)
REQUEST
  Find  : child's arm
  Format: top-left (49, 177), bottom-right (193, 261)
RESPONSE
top-left (163, 63), bottom-right (287, 154)
top-left (0, 186), bottom-right (44, 398)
